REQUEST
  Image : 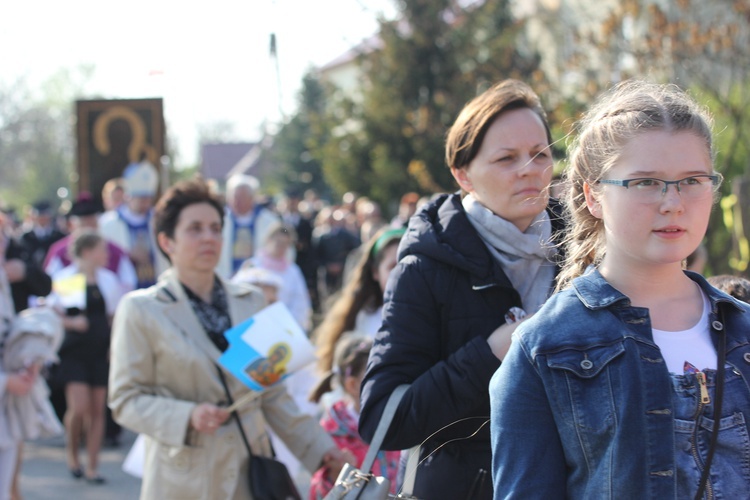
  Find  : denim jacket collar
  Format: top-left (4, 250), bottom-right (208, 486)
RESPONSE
top-left (572, 266), bottom-right (744, 315)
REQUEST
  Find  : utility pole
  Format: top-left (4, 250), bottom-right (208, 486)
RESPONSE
top-left (270, 32), bottom-right (284, 121)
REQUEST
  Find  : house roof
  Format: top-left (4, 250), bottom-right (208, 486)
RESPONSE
top-left (200, 142), bottom-right (260, 180)
top-left (318, 33), bottom-right (383, 73)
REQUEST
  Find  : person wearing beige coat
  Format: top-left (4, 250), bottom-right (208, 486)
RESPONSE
top-left (108, 178), bottom-right (344, 499)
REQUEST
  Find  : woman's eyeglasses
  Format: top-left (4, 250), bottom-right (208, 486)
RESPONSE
top-left (598, 174), bottom-right (722, 203)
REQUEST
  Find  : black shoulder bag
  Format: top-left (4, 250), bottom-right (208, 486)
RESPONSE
top-left (216, 365), bottom-right (301, 500)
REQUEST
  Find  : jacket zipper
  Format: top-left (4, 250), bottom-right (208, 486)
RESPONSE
top-left (696, 372), bottom-right (710, 405)
top-left (691, 371), bottom-right (713, 499)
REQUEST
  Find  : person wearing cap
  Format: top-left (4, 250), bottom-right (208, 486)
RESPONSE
top-left (99, 162), bottom-right (167, 289)
top-left (216, 174), bottom-right (281, 279)
top-left (19, 200), bottom-right (66, 269)
top-left (44, 195), bottom-right (137, 294)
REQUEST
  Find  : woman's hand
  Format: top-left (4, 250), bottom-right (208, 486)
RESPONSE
top-left (5, 364), bottom-right (40, 396)
top-left (190, 403), bottom-right (231, 434)
top-left (322, 447), bottom-right (356, 482)
top-left (487, 316), bottom-right (532, 361)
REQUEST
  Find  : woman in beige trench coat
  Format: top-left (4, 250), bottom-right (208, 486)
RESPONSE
top-left (108, 178), bottom-right (345, 499)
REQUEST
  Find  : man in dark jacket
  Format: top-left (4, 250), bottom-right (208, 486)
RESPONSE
top-left (281, 191), bottom-right (318, 311)
top-left (2, 218), bottom-right (52, 313)
top-left (19, 201), bottom-right (65, 269)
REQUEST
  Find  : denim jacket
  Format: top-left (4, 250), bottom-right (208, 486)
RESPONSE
top-left (490, 268), bottom-right (750, 499)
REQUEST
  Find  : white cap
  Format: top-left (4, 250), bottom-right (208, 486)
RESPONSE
top-left (232, 266), bottom-right (283, 290)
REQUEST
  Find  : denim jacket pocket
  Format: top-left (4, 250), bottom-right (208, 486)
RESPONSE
top-left (544, 342), bottom-right (626, 438)
top-left (546, 342), bottom-right (626, 378)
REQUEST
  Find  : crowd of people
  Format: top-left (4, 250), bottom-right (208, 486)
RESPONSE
top-left (0, 153), bottom-right (418, 497)
top-left (1, 77), bottom-right (749, 500)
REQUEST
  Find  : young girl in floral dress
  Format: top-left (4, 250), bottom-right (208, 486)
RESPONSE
top-left (309, 333), bottom-right (399, 499)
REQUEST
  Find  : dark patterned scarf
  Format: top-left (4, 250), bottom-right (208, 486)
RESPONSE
top-left (182, 277), bottom-right (232, 352)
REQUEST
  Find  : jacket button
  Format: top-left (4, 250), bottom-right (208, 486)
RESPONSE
top-left (744, 353), bottom-right (750, 363)
top-left (580, 359), bottom-right (593, 370)
top-left (712, 320), bottom-right (723, 330)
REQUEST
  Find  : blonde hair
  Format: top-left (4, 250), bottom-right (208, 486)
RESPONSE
top-left (556, 80), bottom-right (715, 291)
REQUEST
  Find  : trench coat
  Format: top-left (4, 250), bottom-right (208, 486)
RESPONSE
top-left (109, 269), bottom-right (334, 499)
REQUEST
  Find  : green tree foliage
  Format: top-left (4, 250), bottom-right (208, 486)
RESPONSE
top-left (0, 79), bottom-right (70, 211)
top-left (510, 0), bottom-right (749, 275)
top-left (0, 67), bottom-right (94, 212)
top-left (557, 0), bottom-right (750, 276)
top-left (311, 0), bottom-right (541, 209)
top-left (703, 82), bottom-right (750, 276)
top-left (266, 73), bottom-right (332, 199)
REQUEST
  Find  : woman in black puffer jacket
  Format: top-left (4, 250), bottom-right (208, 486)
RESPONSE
top-left (359, 79), bottom-right (565, 500)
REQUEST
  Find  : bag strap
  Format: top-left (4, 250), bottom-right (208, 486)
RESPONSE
top-left (216, 364), bottom-right (256, 462)
top-left (400, 444), bottom-right (420, 496)
top-left (361, 384), bottom-right (409, 473)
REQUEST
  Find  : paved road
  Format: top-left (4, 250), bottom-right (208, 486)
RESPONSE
top-left (19, 430), bottom-right (141, 499)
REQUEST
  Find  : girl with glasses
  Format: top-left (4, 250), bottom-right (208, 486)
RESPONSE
top-left (490, 81), bottom-right (750, 498)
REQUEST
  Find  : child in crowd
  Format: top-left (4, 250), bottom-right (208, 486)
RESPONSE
top-left (231, 266), bottom-right (283, 305)
top-left (0, 269), bottom-right (40, 499)
top-left (313, 227), bottom-right (404, 377)
top-left (308, 333), bottom-right (398, 499)
top-left (490, 81), bottom-right (750, 497)
top-left (237, 223), bottom-right (311, 330)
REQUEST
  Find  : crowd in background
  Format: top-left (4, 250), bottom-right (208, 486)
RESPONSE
top-left (2, 77), bottom-right (750, 500)
top-left (0, 159), bottom-right (424, 497)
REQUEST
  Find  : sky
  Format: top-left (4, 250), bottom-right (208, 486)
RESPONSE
top-left (1, 0), bottom-right (397, 166)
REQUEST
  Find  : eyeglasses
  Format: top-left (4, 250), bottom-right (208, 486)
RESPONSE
top-left (598, 174), bottom-right (722, 203)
